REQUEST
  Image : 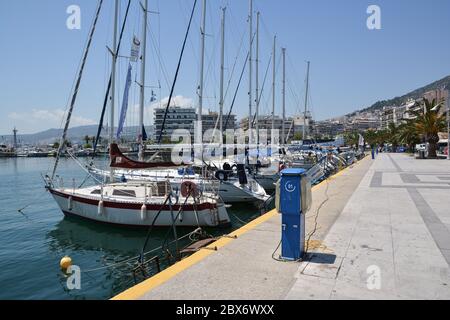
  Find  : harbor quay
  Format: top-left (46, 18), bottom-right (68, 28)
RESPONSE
top-left (113, 153), bottom-right (450, 300)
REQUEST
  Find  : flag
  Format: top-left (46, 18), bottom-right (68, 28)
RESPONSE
top-left (142, 125), bottom-right (148, 141)
top-left (130, 36), bottom-right (141, 62)
top-left (116, 63), bottom-right (133, 139)
top-left (150, 90), bottom-right (157, 102)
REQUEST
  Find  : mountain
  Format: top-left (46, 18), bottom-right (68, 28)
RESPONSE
top-left (348, 75), bottom-right (450, 116)
top-left (1, 125), bottom-right (154, 145)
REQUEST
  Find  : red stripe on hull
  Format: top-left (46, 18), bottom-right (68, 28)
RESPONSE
top-left (49, 188), bottom-right (217, 211)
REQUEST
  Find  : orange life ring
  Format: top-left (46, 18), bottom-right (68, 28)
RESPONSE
top-left (180, 181), bottom-right (200, 198)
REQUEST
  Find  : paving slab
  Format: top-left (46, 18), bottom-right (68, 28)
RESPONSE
top-left (114, 153), bottom-right (450, 300)
top-left (287, 153), bottom-right (450, 300)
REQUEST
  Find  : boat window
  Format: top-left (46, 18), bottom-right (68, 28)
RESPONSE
top-left (91, 190), bottom-right (101, 195)
top-left (112, 190), bottom-right (136, 197)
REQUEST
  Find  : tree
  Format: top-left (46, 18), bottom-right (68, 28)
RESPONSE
top-left (387, 122), bottom-right (400, 152)
top-left (410, 98), bottom-right (446, 158)
top-left (292, 132), bottom-right (303, 141)
top-left (83, 135), bottom-right (91, 148)
top-left (397, 120), bottom-right (420, 153)
top-left (364, 129), bottom-right (378, 147)
top-left (344, 131), bottom-right (359, 147)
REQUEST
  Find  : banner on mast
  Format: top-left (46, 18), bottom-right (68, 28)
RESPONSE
top-left (117, 63), bottom-right (133, 139)
top-left (130, 36), bottom-right (141, 62)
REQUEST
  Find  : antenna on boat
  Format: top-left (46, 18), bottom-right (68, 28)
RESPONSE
top-left (271, 35), bottom-right (276, 136)
top-left (255, 11), bottom-right (260, 146)
top-left (303, 61), bottom-right (310, 140)
top-left (218, 6), bottom-right (226, 151)
top-left (248, 0), bottom-right (253, 147)
top-left (138, 0), bottom-right (149, 162)
top-left (282, 47), bottom-right (286, 145)
top-left (109, 0), bottom-right (119, 183)
top-left (196, 0), bottom-right (206, 162)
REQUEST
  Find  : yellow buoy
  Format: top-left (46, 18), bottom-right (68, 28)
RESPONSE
top-left (60, 256), bottom-right (72, 271)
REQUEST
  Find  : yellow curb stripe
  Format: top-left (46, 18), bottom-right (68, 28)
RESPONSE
top-left (112, 155), bottom-right (367, 300)
top-left (112, 209), bottom-right (278, 300)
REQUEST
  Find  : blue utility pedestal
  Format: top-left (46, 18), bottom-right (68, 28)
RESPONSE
top-left (279, 168), bottom-right (311, 261)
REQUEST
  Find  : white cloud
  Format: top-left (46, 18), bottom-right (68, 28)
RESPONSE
top-left (8, 108), bottom-right (96, 131)
top-left (127, 95), bottom-right (194, 125)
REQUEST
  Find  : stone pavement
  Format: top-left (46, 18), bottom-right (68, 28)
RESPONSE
top-left (115, 156), bottom-right (373, 300)
top-left (115, 154), bottom-right (450, 300)
top-left (287, 153), bottom-right (450, 299)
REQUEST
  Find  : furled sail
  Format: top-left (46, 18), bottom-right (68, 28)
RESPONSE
top-left (109, 143), bottom-right (191, 169)
top-left (116, 63), bottom-right (133, 139)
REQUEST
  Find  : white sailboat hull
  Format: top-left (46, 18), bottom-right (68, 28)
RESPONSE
top-left (49, 188), bottom-right (231, 228)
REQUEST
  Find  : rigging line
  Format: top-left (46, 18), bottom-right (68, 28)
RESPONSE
top-left (160, 189), bottom-right (194, 256)
top-left (287, 78), bottom-right (303, 113)
top-left (93, 0), bottom-right (132, 154)
top-left (157, 0), bottom-right (198, 145)
top-left (177, 0), bottom-right (200, 75)
top-left (223, 31), bottom-right (256, 130)
top-left (223, 26), bottom-right (247, 102)
top-left (51, 0), bottom-right (104, 181)
top-left (83, 228), bottom-right (199, 273)
top-left (252, 52), bottom-right (272, 126)
top-left (224, 50), bottom-right (249, 131)
top-left (139, 194), bottom-right (171, 263)
top-left (147, 20), bottom-right (171, 90)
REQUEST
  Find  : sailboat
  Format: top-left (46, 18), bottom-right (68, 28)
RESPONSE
top-left (86, 0), bottom-right (269, 204)
top-left (45, 0), bottom-right (230, 228)
top-left (88, 144), bottom-right (269, 203)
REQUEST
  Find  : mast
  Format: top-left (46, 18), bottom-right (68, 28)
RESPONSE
top-left (271, 35), bottom-right (276, 134)
top-left (138, 0), bottom-right (148, 161)
top-left (109, 0), bottom-right (119, 182)
top-left (248, 0), bottom-right (253, 146)
top-left (50, 0), bottom-right (103, 181)
top-left (219, 7), bottom-right (226, 146)
top-left (282, 48), bottom-right (286, 145)
top-left (303, 61), bottom-right (310, 140)
top-left (255, 11), bottom-right (260, 145)
top-left (13, 127), bottom-right (18, 150)
top-left (197, 0), bottom-right (206, 154)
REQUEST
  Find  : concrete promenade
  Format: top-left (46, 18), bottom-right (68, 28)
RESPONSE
top-left (114, 153), bottom-right (450, 300)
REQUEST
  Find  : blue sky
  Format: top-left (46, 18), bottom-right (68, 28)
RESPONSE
top-left (1, 0), bottom-right (450, 134)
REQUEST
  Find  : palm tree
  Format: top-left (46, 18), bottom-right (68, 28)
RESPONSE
top-left (387, 122), bottom-right (400, 152)
top-left (344, 131), bottom-right (359, 147)
top-left (364, 129), bottom-right (378, 148)
top-left (397, 120), bottom-right (420, 153)
top-left (410, 98), bottom-right (446, 158)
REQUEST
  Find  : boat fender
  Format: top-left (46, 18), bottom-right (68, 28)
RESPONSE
top-left (68, 196), bottom-right (73, 211)
top-left (222, 162), bottom-right (232, 171)
top-left (140, 204), bottom-right (147, 221)
top-left (60, 256), bottom-right (72, 272)
top-left (215, 170), bottom-right (228, 182)
top-left (98, 200), bottom-right (104, 216)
